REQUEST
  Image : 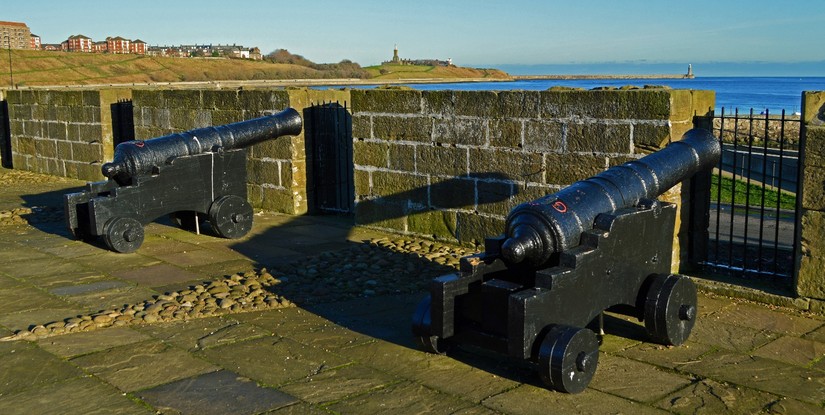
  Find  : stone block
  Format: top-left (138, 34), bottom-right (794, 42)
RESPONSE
top-left (421, 91), bottom-right (454, 116)
top-left (250, 135), bottom-right (292, 159)
top-left (9, 119), bottom-right (24, 136)
top-left (489, 118), bottom-right (522, 148)
top-left (456, 212), bottom-right (505, 246)
top-left (210, 109), bottom-right (244, 126)
top-left (10, 103), bottom-right (32, 120)
top-left (131, 89), bottom-right (163, 108)
top-left (388, 142), bottom-right (415, 172)
top-left (498, 90), bottom-right (541, 118)
top-left (79, 123), bottom-right (102, 143)
top-left (354, 199), bottom-right (407, 231)
top-left (81, 90), bottom-right (100, 106)
top-left (236, 90), bottom-right (270, 113)
top-left (540, 89), bottom-right (671, 120)
top-left (62, 91), bottom-right (84, 107)
top-left (170, 108), bottom-right (196, 131)
top-left (23, 120), bottom-right (42, 137)
top-left (352, 114), bottom-right (371, 139)
top-left (260, 186), bottom-right (296, 214)
top-left (804, 127), bottom-right (825, 168)
top-left (193, 110), bottom-right (212, 128)
top-left (803, 166), bottom-right (825, 212)
top-left (372, 115), bottom-right (432, 142)
top-left (352, 90), bottom-right (421, 114)
top-left (432, 117), bottom-right (486, 146)
top-left (354, 169), bottom-right (371, 196)
top-left (416, 144), bottom-right (467, 177)
top-left (47, 121), bottom-right (69, 141)
top-left (513, 182), bottom-right (556, 205)
top-left (634, 122), bottom-right (671, 151)
top-left (353, 140), bottom-right (388, 168)
top-left (430, 176), bottom-right (475, 209)
top-left (57, 141), bottom-right (73, 159)
top-left (169, 89), bottom-right (202, 110)
top-left (248, 159), bottom-right (280, 186)
top-left (544, 153), bottom-right (607, 185)
top-left (71, 142), bottom-right (104, 163)
top-left (524, 120), bottom-right (563, 151)
top-left (453, 91), bottom-right (499, 117)
top-left (371, 170), bottom-right (428, 205)
top-left (469, 148), bottom-right (542, 183)
top-left (476, 180), bottom-right (515, 216)
top-left (670, 90), bottom-right (715, 123)
top-left (34, 138), bottom-right (58, 158)
top-left (407, 210), bottom-right (458, 240)
top-left (202, 90), bottom-right (238, 110)
top-left (15, 135), bottom-right (35, 155)
top-left (567, 122), bottom-right (632, 153)
top-left (803, 91), bottom-right (825, 125)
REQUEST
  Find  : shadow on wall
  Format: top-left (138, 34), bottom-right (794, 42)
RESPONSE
top-left (1, 99), bottom-right (11, 168)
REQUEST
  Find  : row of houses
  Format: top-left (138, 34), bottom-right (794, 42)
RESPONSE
top-left (1, 21), bottom-right (262, 60)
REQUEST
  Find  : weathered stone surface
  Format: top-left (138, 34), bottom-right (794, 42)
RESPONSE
top-left (544, 153), bottom-right (606, 185)
top-left (617, 341), bottom-right (713, 371)
top-left (690, 318), bottom-right (779, 352)
top-left (432, 117), bottom-right (487, 146)
top-left (0, 341), bottom-right (83, 395)
top-left (354, 199), bottom-right (407, 230)
top-left (469, 148), bottom-right (542, 183)
top-left (753, 335), bottom-right (825, 367)
top-left (711, 301), bottom-right (824, 336)
top-left (482, 383), bottom-right (669, 415)
top-left (36, 326), bottom-right (152, 358)
top-left (429, 176), bottom-right (474, 209)
top-left (0, 375), bottom-right (150, 415)
top-left (353, 140), bottom-right (388, 168)
top-left (327, 381), bottom-right (473, 415)
top-left (372, 115), bottom-right (432, 142)
top-left (70, 340), bottom-right (218, 392)
top-left (489, 118), bottom-right (522, 148)
top-left (280, 364), bottom-right (394, 404)
top-left (634, 122), bottom-right (672, 150)
top-left (540, 89), bottom-right (672, 120)
top-left (679, 350), bottom-right (825, 404)
top-left (456, 212), bottom-right (505, 246)
top-left (353, 89), bottom-right (421, 114)
top-left (407, 209), bottom-right (458, 240)
top-left (139, 370), bottom-right (297, 415)
top-left (590, 354), bottom-right (693, 403)
top-left (476, 180), bottom-right (515, 216)
top-left (656, 379), bottom-right (779, 415)
top-left (370, 170), bottom-right (428, 203)
top-left (200, 336), bottom-right (350, 386)
top-left (523, 119), bottom-right (564, 151)
top-left (388, 142), bottom-right (415, 171)
top-left (567, 122), bottom-right (632, 153)
top-left (417, 144), bottom-right (467, 177)
top-left (802, 91), bottom-right (825, 125)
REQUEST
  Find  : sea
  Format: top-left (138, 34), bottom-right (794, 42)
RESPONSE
top-left (388, 77), bottom-right (825, 115)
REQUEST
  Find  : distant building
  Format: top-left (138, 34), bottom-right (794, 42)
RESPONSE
top-left (130, 39), bottom-right (147, 55)
top-left (106, 36), bottom-right (131, 54)
top-left (0, 21), bottom-right (32, 49)
top-left (30, 33), bottom-right (41, 49)
top-left (66, 34), bottom-right (93, 52)
top-left (382, 45), bottom-right (451, 67)
top-left (41, 43), bottom-right (61, 51)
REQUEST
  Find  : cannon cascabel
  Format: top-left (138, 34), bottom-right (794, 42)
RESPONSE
top-left (102, 108), bottom-right (303, 182)
top-left (500, 128), bottom-right (721, 267)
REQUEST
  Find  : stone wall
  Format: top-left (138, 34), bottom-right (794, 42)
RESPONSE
top-left (796, 91), bottom-right (825, 300)
top-left (2, 89), bottom-right (131, 181)
top-left (350, 88), bottom-right (715, 272)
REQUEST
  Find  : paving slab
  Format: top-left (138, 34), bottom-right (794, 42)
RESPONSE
top-left (712, 302), bottom-right (825, 336)
top-left (690, 317), bottom-right (780, 352)
top-left (279, 363), bottom-right (396, 404)
top-left (655, 379), bottom-right (780, 414)
top-left (199, 336), bottom-right (351, 387)
top-left (0, 376), bottom-right (152, 415)
top-left (70, 339), bottom-right (218, 392)
top-left (0, 286), bottom-right (67, 314)
top-left (138, 370), bottom-right (297, 415)
top-left (0, 341), bottom-right (84, 396)
top-left (137, 316), bottom-right (270, 351)
top-left (36, 326), bottom-right (153, 358)
top-left (753, 335), bottom-right (825, 367)
top-left (481, 383), bottom-right (669, 415)
top-left (111, 263), bottom-right (204, 287)
top-left (589, 354), bottom-right (694, 403)
top-left (325, 381), bottom-right (476, 415)
top-left (678, 350), bottom-right (825, 404)
top-left (0, 307), bottom-right (86, 332)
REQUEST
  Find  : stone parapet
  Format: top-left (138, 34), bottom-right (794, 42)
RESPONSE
top-left (796, 91), bottom-right (825, 299)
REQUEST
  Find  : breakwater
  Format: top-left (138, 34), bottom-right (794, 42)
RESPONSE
top-left (514, 74), bottom-right (694, 80)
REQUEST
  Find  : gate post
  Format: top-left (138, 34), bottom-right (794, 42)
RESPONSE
top-left (685, 114), bottom-right (715, 271)
top-left (795, 91), bottom-right (825, 300)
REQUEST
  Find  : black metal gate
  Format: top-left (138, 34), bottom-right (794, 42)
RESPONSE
top-left (305, 101), bottom-right (353, 214)
top-left (701, 108), bottom-right (801, 280)
top-left (111, 99), bottom-right (135, 146)
top-left (0, 98), bottom-right (11, 168)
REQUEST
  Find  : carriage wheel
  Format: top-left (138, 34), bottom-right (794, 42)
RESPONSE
top-left (412, 295), bottom-right (449, 354)
top-left (208, 195), bottom-right (253, 239)
top-left (102, 217), bottom-right (144, 253)
top-left (537, 325), bottom-right (599, 394)
top-left (643, 273), bottom-right (697, 346)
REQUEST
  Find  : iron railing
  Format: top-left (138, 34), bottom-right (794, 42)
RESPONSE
top-left (703, 108), bottom-right (801, 279)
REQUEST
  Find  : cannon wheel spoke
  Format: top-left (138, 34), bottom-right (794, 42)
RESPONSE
top-left (537, 325), bottom-right (599, 394)
top-left (412, 295), bottom-right (448, 354)
top-left (102, 217), bottom-right (144, 253)
top-left (644, 274), bottom-right (697, 346)
top-left (208, 195), bottom-right (253, 239)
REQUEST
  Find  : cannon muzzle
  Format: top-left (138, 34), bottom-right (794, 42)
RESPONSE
top-left (501, 128), bottom-right (721, 267)
top-left (102, 108), bottom-right (302, 182)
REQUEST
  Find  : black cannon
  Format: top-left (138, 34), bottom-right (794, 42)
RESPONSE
top-left (412, 128), bottom-right (721, 393)
top-left (65, 108), bottom-right (303, 253)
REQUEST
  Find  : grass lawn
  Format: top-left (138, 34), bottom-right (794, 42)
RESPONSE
top-left (710, 174), bottom-right (796, 210)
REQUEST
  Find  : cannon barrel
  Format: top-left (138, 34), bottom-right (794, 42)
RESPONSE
top-left (501, 128), bottom-right (721, 267)
top-left (102, 108), bottom-right (302, 181)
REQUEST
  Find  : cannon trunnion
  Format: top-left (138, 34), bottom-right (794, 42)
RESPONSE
top-left (65, 108), bottom-right (302, 253)
top-left (412, 129), bottom-right (720, 393)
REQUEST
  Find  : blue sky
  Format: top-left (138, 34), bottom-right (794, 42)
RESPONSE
top-left (4, 0), bottom-right (825, 75)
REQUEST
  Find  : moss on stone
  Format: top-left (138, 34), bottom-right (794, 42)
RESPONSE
top-left (352, 90), bottom-right (421, 114)
top-left (408, 210), bottom-right (458, 241)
